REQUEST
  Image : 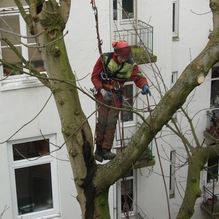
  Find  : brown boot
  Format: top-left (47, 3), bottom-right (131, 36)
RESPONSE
top-left (94, 145), bottom-right (103, 162)
top-left (102, 149), bottom-right (116, 160)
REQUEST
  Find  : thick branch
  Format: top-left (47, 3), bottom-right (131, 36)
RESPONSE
top-left (60, 0), bottom-right (71, 24)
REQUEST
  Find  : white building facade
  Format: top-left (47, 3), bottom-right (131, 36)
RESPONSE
top-left (0, 0), bottom-right (217, 219)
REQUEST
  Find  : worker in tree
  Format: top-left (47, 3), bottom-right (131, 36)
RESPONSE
top-left (91, 40), bottom-right (151, 162)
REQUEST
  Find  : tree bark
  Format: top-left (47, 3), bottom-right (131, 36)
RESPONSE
top-left (94, 190), bottom-right (111, 219)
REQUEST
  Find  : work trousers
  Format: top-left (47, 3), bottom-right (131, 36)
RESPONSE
top-left (95, 91), bottom-right (122, 150)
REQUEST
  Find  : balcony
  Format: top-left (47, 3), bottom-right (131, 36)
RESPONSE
top-left (204, 109), bottom-right (219, 144)
top-left (201, 183), bottom-right (219, 217)
top-left (113, 20), bottom-right (157, 65)
top-left (202, 109), bottom-right (219, 217)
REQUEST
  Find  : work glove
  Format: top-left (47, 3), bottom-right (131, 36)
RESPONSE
top-left (141, 85), bottom-right (151, 96)
top-left (100, 89), bottom-right (112, 102)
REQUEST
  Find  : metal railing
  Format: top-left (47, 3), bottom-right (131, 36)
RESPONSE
top-left (113, 20), bottom-right (153, 54)
top-left (202, 185), bottom-right (219, 216)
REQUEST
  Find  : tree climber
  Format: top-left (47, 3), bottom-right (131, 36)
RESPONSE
top-left (91, 40), bottom-right (151, 162)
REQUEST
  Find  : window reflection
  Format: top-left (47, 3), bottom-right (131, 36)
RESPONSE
top-left (13, 139), bottom-right (50, 161)
top-left (122, 0), bottom-right (134, 19)
top-left (15, 163), bottom-right (53, 215)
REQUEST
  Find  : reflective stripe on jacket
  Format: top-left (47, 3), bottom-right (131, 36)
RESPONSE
top-left (91, 52), bottom-right (148, 91)
top-left (104, 52), bottom-right (134, 80)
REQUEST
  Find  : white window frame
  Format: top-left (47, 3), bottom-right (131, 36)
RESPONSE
top-left (116, 0), bottom-right (136, 24)
top-left (172, 0), bottom-right (179, 39)
top-left (8, 135), bottom-right (60, 219)
top-left (0, 7), bottom-right (44, 91)
top-left (116, 170), bottom-right (137, 218)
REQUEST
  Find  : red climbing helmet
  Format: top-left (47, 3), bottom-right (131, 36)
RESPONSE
top-left (112, 40), bottom-right (131, 58)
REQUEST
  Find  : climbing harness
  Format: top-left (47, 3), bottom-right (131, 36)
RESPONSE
top-left (90, 2), bottom-right (152, 217)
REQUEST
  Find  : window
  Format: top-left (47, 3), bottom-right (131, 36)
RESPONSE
top-left (122, 0), bottom-right (134, 20)
top-left (169, 150), bottom-right (176, 198)
top-left (211, 65), bottom-right (219, 108)
top-left (0, 7), bottom-right (45, 90)
top-left (121, 83), bottom-right (134, 122)
top-left (113, 0), bottom-right (118, 20)
top-left (207, 156), bottom-right (219, 183)
top-left (116, 170), bottom-right (137, 218)
top-left (9, 137), bottom-right (60, 219)
top-left (113, 0), bottom-right (135, 21)
top-left (172, 0), bottom-right (179, 38)
top-left (171, 71), bottom-right (178, 86)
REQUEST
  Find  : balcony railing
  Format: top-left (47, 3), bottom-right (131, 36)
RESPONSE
top-left (202, 184), bottom-right (219, 217)
top-left (113, 20), bottom-right (154, 54)
top-left (204, 108), bottom-right (219, 144)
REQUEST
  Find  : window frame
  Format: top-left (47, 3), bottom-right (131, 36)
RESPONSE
top-left (115, 0), bottom-right (136, 24)
top-left (116, 170), bottom-right (137, 218)
top-left (0, 7), bottom-right (44, 91)
top-left (121, 81), bottom-right (137, 126)
top-left (8, 135), bottom-right (60, 219)
top-left (172, 0), bottom-right (179, 39)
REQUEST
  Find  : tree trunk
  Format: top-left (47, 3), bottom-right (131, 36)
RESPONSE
top-left (24, 2), bottom-right (96, 218)
top-left (176, 148), bottom-right (207, 219)
top-left (39, 35), bottom-right (97, 218)
top-left (94, 190), bottom-right (111, 219)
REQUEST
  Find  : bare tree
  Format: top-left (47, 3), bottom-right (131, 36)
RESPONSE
top-left (0, 0), bottom-right (219, 218)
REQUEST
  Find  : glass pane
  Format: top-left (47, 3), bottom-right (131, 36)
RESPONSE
top-left (2, 47), bottom-right (23, 76)
top-left (208, 109), bottom-right (219, 138)
top-left (172, 3), bottom-right (176, 32)
top-left (207, 157), bottom-right (219, 183)
top-left (211, 80), bottom-right (219, 108)
top-left (0, 15), bottom-right (21, 46)
top-left (212, 66), bottom-right (219, 79)
top-left (121, 179), bottom-right (133, 212)
top-left (13, 139), bottom-right (50, 161)
top-left (15, 163), bottom-right (53, 215)
top-left (122, 84), bottom-right (134, 122)
top-left (113, 0), bottom-right (117, 20)
top-left (122, 0), bottom-right (134, 19)
top-left (28, 48), bottom-right (45, 72)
